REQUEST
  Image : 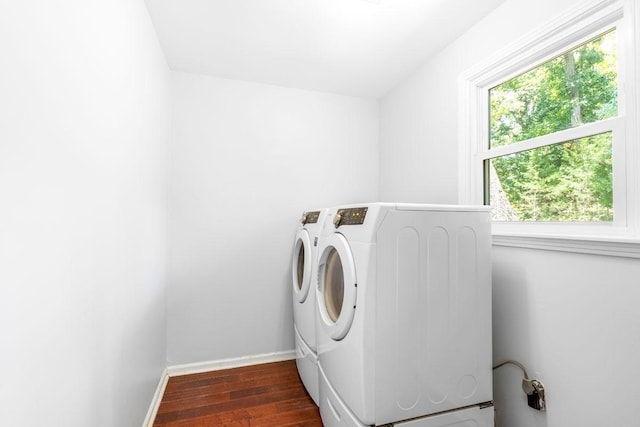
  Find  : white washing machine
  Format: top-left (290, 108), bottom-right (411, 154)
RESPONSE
top-left (315, 203), bottom-right (494, 427)
top-left (291, 208), bottom-right (327, 406)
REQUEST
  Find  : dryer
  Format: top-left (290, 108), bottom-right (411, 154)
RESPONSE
top-left (291, 208), bottom-right (326, 406)
top-left (315, 203), bottom-right (494, 427)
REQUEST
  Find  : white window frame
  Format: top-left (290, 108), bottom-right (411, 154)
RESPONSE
top-left (459, 0), bottom-right (640, 258)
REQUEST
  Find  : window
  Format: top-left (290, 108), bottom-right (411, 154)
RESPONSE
top-left (489, 30), bottom-right (617, 222)
top-left (459, 0), bottom-right (640, 256)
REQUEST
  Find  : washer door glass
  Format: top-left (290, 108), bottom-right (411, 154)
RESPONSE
top-left (317, 233), bottom-right (357, 340)
top-left (292, 229), bottom-right (312, 303)
top-left (296, 243), bottom-right (305, 291)
top-left (324, 248), bottom-right (344, 322)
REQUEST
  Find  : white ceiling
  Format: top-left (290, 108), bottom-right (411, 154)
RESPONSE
top-left (144, 0), bottom-right (506, 98)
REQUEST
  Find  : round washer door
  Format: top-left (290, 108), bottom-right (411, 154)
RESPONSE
top-left (292, 229), bottom-right (312, 303)
top-left (317, 233), bottom-right (357, 340)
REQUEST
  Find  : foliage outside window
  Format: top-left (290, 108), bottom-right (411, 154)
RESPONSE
top-left (487, 30), bottom-right (617, 222)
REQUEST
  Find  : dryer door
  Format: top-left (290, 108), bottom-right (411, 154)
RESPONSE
top-left (292, 229), bottom-right (312, 303)
top-left (317, 233), bottom-right (357, 340)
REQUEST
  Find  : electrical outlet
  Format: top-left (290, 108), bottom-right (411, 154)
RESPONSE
top-left (522, 378), bottom-right (546, 411)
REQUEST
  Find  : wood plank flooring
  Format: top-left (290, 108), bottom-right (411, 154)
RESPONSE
top-left (153, 360), bottom-right (323, 427)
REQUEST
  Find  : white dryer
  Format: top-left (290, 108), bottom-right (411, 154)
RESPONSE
top-left (291, 208), bottom-right (326, 406)
top-left (315, 203), bottom-right (494, 427)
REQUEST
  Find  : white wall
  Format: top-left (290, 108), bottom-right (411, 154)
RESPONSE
top-left (379, 49), bottom-right (462, 203)
top-left (0, 2), bottom-right (170, 426)
top-left (492, 247), bottom-right (640, 427)
top-left (168, 72), bottom-right (378, 364)
top-left (379, 0), bottom-right (640, 426)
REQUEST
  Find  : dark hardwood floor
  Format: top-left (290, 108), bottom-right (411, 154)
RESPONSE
top-left (153, 359), bottom-right (323, 426)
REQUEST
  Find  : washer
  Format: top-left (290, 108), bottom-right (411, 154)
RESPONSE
top-left (291, 208), bottom-right (327, 406)
top-left (315, 203), bottom-right (494, 427)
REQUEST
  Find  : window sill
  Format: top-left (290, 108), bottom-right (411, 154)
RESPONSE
top-left (492, 232), bottom-right (640, 258)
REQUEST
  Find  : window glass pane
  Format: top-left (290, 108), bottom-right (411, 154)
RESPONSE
top-left (490, 30), bottom-right (617, 148)
top-left (488, 132), bottom-right (613, 222)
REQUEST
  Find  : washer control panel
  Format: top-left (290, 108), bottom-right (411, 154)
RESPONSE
top-left (334, 207), bottom-right (368, 228)
top-left (301, 211), bottom-right (321, 224)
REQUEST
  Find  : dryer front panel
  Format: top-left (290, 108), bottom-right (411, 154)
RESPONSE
top-left (317, 233), bottom-right (357, 341)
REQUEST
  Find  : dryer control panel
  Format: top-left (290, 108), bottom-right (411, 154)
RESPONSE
top-left (334, 207), bottom-right (368, 228)
top-left (301, 211), bottom-right (321, 224)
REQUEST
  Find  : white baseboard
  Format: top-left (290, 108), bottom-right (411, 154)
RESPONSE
top-left (142, 367), bottom-right (169, 427)
top-left (167, 350), bottom-right (296, 377)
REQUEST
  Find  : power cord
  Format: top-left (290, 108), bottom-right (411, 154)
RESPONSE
top-left (493, 360), bottom-right (529, 379)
